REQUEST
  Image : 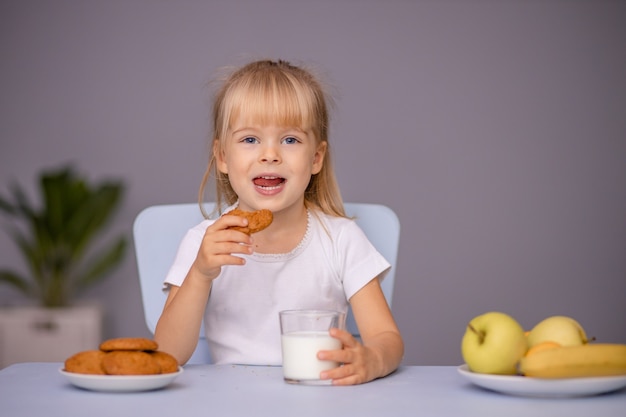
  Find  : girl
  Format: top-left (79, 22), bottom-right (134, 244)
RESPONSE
top-left (154, 59), bottom-right (403, 385)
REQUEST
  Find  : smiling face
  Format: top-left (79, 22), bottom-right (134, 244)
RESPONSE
top-left (203, 60), bottom-right (344, 217)
top-left (215, 120), bottom-right (326, 214)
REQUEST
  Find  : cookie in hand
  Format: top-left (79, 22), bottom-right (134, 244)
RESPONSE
top-left (227, 208), bottom-right (273, 234)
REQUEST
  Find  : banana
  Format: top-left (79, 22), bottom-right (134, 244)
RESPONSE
top-left (518, 343), bottom-right (626, 378)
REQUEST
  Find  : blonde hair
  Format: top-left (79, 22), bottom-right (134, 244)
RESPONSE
top-left (198, 59), bottom-right (345, 218)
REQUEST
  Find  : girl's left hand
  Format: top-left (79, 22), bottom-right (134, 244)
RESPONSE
top-left (317, 328), bottom-right (382, 386)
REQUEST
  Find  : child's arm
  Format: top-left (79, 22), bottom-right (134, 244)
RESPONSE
top-left (318, 277), bottom-right (404, 385)
top-left (154, 214), bottom-right (253, 365)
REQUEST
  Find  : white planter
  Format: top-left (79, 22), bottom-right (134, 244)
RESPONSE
top-left (0, 305), bottom-right (102, 368)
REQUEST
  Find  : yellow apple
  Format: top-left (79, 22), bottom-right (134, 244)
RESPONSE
top-left (461, 312), bottom-right (528, 375)
top-left (527, 316), bottom-right (589, 347)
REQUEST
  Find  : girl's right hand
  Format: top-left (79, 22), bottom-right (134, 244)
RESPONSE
top-left (190, 214), bottom-right (254, 281)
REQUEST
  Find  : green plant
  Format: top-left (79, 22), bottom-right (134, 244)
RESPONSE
top-left (0, 166), bottom-right (127, 307)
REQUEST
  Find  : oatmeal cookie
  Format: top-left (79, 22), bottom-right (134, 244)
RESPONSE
top-left (99, 337), bottom-right (158, 352)
top-left (227, 208), bottom-right (273, 234)
top-left (64, 350), bottom-right (106, 375)
top-left (101, 351), bottom-right (161, 375)
top-left (150, 351), bottom-right (179, 374)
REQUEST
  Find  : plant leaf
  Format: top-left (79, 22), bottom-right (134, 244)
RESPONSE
top-left (0, 164), bottom-right (127, 306)
top-left (69, 184), bottom-right (123, 258)
top-left (0, 269), bottom-right (32, 295)
top-left (0, 194), bottom-right (15, 214)
top-left (75, 237), bottom-right (127, 291)
top-left (10, 181), bottom-right (37, 219)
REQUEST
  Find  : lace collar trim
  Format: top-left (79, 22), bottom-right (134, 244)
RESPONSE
top-left (250, 209), bottom-right (312, 262)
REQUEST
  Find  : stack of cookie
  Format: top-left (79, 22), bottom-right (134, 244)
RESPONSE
top-left (64, 337), bottom-right (179, 375)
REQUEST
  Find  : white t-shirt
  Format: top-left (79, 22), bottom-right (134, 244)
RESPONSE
top-left (164, 209), bottom-right (390, 365)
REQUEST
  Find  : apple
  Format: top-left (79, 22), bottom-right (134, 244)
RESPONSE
top-left (527, 315), bottom-right (590, 347)
top-left (461, 311), bottom-right (528, 375)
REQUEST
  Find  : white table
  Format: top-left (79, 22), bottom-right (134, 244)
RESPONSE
top-left (1, 363), bottom-right (624, 417)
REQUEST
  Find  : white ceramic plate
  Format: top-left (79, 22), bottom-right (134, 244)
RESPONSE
top-left (60, 367), bottom-right (183, 392)
top-left (458, 364), bottom-right (626, 398)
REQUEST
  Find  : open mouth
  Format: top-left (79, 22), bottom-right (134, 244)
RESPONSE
top-left (253, 176), bottom-right (285, 190)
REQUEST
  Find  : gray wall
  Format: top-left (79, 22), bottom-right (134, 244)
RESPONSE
top-left (1, 0), bottom-right (625, 365)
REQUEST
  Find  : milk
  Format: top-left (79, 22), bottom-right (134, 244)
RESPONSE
top-left (281, 330), bottom-right (341, 382)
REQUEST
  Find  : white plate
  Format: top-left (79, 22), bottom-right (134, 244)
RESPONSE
top-left (458, 364), bottom-right (626, 398)
top-left (60, 367), bottom-right (183, 392)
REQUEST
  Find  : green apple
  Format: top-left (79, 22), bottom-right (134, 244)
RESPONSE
top-left (461, 311), bottom-right (528, 375)
top-left (527, 315), bottom-right (590, 347)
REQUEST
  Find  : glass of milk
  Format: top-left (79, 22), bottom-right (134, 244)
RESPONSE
top-left (279, 310), bottom-right (345, 385)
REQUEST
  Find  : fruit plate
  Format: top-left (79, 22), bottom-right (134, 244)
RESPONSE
top-left (59, 367), bottom-right (183, 392)
top-left (457, 364), bottom-right (626, 398)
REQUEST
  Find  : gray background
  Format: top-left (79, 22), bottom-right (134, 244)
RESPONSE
top-left (1, 0), bottom-right (625, 366)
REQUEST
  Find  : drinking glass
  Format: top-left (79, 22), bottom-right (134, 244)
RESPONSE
top-left (279, 310), bottom-right (345, 385)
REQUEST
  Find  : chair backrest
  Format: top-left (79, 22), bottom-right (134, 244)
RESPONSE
top-left (133, 202), bottom-right (400, 363)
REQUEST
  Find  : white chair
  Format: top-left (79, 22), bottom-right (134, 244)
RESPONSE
top-left (133, 202), bottom-right (400, 364)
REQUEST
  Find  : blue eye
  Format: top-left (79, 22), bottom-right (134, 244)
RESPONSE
top-left (283, 136), bottom-right (298, 144)
top-left (242, 136), bottom-right (258, 144)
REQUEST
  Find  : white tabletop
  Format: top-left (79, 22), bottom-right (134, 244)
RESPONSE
top-left (1, 363), bottom-right (625, 417)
